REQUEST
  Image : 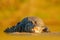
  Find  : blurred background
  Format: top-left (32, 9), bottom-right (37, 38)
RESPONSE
top-left (0, 0), bottom-right (60, 40)
top-left (0, 0), bottom-right (60, 33)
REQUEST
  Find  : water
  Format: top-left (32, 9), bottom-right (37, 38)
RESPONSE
top-left (0, 25), bottom-right (60, 40)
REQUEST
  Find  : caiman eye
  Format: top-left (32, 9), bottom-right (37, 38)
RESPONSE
top-left (35, 21), bottom-right (37, 24)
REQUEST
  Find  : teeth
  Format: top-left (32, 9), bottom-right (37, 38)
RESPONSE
top-left (35, 30), bottom-right (40, 33)
top-left (32, 27), bottom-right (40, 33)
top-left (32, 26), bottom-right (45, 33)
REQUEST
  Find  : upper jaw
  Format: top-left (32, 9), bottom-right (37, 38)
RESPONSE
top-left (31, 26), bottom-right (49, 33)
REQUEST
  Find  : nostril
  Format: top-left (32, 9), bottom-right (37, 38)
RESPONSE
top-left (42, 27), bottom-right (48, 32)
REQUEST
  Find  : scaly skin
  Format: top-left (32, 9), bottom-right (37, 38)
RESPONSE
top-left (4, 16), bottom-right (49, 33)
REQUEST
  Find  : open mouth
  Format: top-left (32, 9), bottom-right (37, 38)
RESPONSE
top-left (32, 26), bottom-right (49, 33)
top-left (32, 27), bottom-right (41, 33)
